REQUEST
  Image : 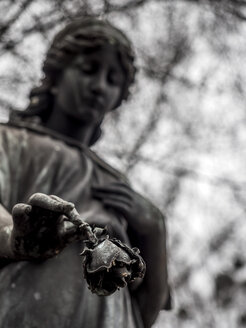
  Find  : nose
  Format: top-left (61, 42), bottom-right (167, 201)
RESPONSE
top-left (90, 70), bottom-right (108, 97)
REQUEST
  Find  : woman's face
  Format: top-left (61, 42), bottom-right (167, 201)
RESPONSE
top-left (53, 44), bottom-right (126, 124)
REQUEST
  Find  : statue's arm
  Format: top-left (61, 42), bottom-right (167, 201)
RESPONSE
top-left (0, 204), bottom-right (15, 263)
top-left (92, 182), bottom-right (171, 328)
top-left (129, 204), bottom-right (170, 328)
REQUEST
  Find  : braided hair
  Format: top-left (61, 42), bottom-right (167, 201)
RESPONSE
top-left (10, 17), bottom-right (136, 145)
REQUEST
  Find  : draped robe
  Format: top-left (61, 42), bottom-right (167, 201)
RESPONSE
top-left (0, 122), bottom-right (143, 328)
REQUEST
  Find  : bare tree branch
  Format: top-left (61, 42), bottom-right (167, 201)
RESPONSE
top-left (0, 0), bottom-right (35, 39)
top-left (103, 0), bottom-right (147, 13)
top-left (125, 92), bottom-right (166, 172)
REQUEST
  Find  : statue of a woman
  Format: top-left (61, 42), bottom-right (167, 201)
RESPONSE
top-left (0, 17), bottom-right (170, 328)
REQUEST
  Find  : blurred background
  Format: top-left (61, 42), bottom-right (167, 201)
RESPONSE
top-left (0, 0), bottom-right (246, 327)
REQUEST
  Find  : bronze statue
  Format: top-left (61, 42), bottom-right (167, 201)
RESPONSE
top-left (0, 17), bottom-right (170, 328)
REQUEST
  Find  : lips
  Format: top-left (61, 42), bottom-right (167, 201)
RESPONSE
top-left (83, 97), bottom-right (105, 111)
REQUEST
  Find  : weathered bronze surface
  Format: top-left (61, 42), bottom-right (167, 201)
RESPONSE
top-left (0, 17), bottom-right (170, 328)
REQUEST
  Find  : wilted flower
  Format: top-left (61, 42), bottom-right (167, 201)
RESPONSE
top-left (81, 227), bottom-right (146, 296)
top-left (25, 194), bottom-right (145, 296)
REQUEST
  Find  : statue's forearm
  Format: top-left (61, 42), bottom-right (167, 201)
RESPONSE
top-left (0, 204), bottom-right (14, 261)
top-left (131, 210), bottom-right (170, 328)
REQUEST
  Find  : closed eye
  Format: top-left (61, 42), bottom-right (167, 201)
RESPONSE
top-left (82, 62), bottom-right (97, 74)
top-left (108, 70), bottom-right (124, 86)
top-left (74, 60), bottom-right (98, 74)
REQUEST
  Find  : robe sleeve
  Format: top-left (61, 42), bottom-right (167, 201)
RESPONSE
top-left (0, 124), bottom-right (26, 212)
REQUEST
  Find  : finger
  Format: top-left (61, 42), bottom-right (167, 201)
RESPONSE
top-left (103, 199), bottom-right (132, 216)
top-left (58, 221), bottom-right (80, 245)
top-left (92, 183), bottom-right (131, 193)
top-left (93, 182), bottom-right (131, 189)
top-left (93, 192), bottom-right (132, 207)
top-left (28, 193), bottom-right (74, 213)
top-left (49, 195), bottom-right (67, 203)
top-left (106, 182), bottom-right (132, 190)
top-left (12, 203), bottom-right (32, 231)
top-left (101, 182), bottom-right (134, 195)
top-left (92, 187), bottom-right (133, 201)
top-left (49, 195), bottom-right (75, 213)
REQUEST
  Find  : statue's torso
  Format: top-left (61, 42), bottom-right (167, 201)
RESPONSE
top-left (0, 123), bottom-right (141, 328)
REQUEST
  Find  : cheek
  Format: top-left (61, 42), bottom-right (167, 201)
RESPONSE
top-left (56, 71), bottom-right (77, 105)
top-left (108, 87), bottom-right (122, 109)
top-left (56, 84), bottom-right (73, 111)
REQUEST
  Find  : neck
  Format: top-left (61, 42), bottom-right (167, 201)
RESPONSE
top-left (45, 106), bottom-right (96, 146)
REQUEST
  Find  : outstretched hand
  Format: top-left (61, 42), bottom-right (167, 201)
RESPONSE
top-left (92, 182), bottom-right (154, 234)
top-left (11, 193), bottom-right (81, 260)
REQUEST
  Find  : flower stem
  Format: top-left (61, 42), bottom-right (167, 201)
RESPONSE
top-left (66, 208), bottom-right (98, 244)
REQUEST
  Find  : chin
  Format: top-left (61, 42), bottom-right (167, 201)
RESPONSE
top-left (84, 107), bottom-right (104, 122)
top-left (76, 112), bottom-right (101, 124)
